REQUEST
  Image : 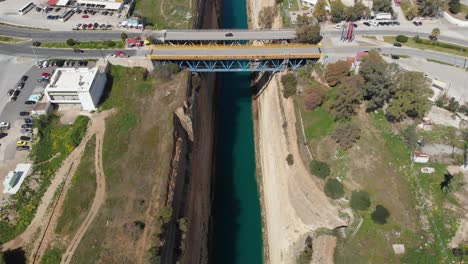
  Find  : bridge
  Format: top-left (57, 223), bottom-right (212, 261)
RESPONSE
top-left (147, 44), bottom-right (322, 72)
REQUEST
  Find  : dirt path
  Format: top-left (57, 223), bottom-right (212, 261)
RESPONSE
top-left (160, 0), bottom-right (169, 21)
top-left (256, 74), bottom-right (344, 264)
top-left (60, 111), bottom-right (112, 264)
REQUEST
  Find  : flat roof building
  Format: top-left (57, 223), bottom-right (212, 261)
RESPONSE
top-left (45, 67), bottom-right (107, 111)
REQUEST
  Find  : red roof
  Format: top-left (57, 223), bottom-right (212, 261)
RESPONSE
top-left (48, 0), bottom-right (59, 5)
top-left (126, 38), bottom-right (139, 45)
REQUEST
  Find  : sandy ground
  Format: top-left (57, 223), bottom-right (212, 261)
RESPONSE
top-left (311, 235), bottom-right (336, 264)
top-left (256, 74), bottom-right (344, 264)
top-left (247, 0), bottom-right (281, 30)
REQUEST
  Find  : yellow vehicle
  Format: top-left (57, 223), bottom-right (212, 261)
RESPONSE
top-left (16, 140), bottom-right (28, 146)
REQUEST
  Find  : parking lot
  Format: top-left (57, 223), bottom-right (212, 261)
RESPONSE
top-left (0, 0), bottom-right (128, 31)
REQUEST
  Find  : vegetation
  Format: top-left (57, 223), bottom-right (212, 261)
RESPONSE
top-left (395, 35), bottom-right (408, 43)
top-left (309, 160), bottom-right (330, 178)
top-left (330, 76), bottom-right (363, 120)
top-left (301, 106), bottom-right (335, 140)
top-left (66, 38), bottom-right (76, 46)
top-left (303, 84), bottom-right (326, 110)
top-left (418, 0), bottom-right (442, 17)
top-left (330, 0), bottom-right (370, 22)
top-left (0, 116), bottom-right (89, 243)
top-left (41, 248), bottom-right (64, 264)
top-left (55, 136), bottom-right (96, 237)
top-left (350, 191), bottom-right (371, 210)
top-left (259, 6), bottom-right (278, 29)
top-left (287, 154), bottom-right (294, 165)
top-left (281, 73), bottom-right (298, 98)
top-left (155, 63), bottom-right (182, 80)
top-left (32, 41), bottom-right (41, 47)
top-left (371, 205), bottom-right (390, 224)
top-left (120, 32), bottom-right (128, 42)
top-left (134, 0), bottom-right (192, 29)
top-left (431, 28), bottom-right (440, 38)
top-left (313, 0), bottom-right (327, 22)
top-left (373, 0), bottom-right (393, 14)
top-left (296, 23), bottom-right (322, 44)
top-left (449, 0), bottom-right (461, 14)
top-left (331, 121), bottom-right (361, 149)
top-left (325, 61), bottom-right (350, 87)
top-left (383, 36), bottom-right (468, 57)
top-left (40, 40), bottom-right (124, 49)
top-left (324, 178), bottom-right (345, 199)
top-left (296, 237), bottom-right (313, 264)
top-left (401, 0), bottom-right (419, 19)
top-left (0, 35), bottom-right (26, 43)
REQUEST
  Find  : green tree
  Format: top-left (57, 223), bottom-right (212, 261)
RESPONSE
top-left (120, 32), bottom-right (128, 42)
top-left (313, 0), bottom-right (328, 22)
top-left (350, 191), bottom-right (371, 210)
top-left (303, 85), bottom-right (326, 110)
top-left (331, 121), bottom-right (361, 149)
top-left (346, 2), bottom-right (371, 21)
top-left (66, 38), bottom-right (76, 46)
top-left (406, 4), bottom-right (419, 19)
top-left (373, 0), bottom-right (393, 13)
top-left (325, 60), bottom-right (350, 87)
top-left (32, 41), bottom-right (41, 47)
top-left (330, 0), bottom-right (346, 23)
top-left (296, 24), bottom-right (322, 44)
top-left (386, 71), bottom-right (432, 122)
top-left (371, 205), bottom-right (390, 224)
top-left (324, 178), bottom-right (345, 199)
top-left (259, 6), bottom-right (278, 29)
top-left (396, 35), bottom-right (408, 42)
top-left (402, 125), bottom-right (419, 148)
top-left (359, 50), bottom-right (399, 111)
top-left (309, 160), bottom-right (330, 179)
top-left (449, 0), bottom-right (461, 14)
top-left (296, 14), bottom-right (315, 26)
top-left (330, 76), bottom-right (363, 121)
top-left (431, 27), bottom-right (440, 37)
top-left (281, 73), bottom-right (298, 98)
top-left (418, 0), bottom-right (442, 17)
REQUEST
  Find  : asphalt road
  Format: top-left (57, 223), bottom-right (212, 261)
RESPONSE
top-left (159, 29), bottom-right (296, 41)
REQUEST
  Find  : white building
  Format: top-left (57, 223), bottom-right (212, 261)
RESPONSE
top-left (412, 152), bottom-right (430, 163)
top-left (53, 0), bottom-right (123, 10)
top-left (45, 67), bottom-right (107, 111)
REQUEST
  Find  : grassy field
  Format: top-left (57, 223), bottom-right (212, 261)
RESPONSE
top-left (384, 36), bottom-right (468, 57)
top-left (39, 40), bottom-right (124, 49)
top-left (40, 248), bottom-right (64, 264)
top-left (70, 66), bottom-right (188, 263)
top-left (0, 116), bottom-right (89, 243)
top-left (0, 35), bottom-right (28, 43)
top-left (55, 136), bottom-right (96, 237)
top-left (134, 0), bottom-right (192, 29)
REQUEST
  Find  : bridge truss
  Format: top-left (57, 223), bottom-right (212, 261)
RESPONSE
top-left (154, 59), bottom-right (316, 72)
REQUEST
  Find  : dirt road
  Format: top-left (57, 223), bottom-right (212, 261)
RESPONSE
top-left (256, 74), bottom-right (344, 264)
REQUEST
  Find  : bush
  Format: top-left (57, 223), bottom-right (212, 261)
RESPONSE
top-left (286, 154), bottom-right (294, 165)
top-left (66, 38), bottom-right (76, 46)
top-left (281, 73), bottom-right (298, 98)
top-left (413, 35), bottom-right (422, 43)
top-left (350, 191), bottom-right (371, 210)
top-left (331, 121), bottom-right (361, 150)
top-left (309, 160), bottom-right (330, 179)
top-left (325, 60), bottom-right (350, 87)
top-left (32, 41), bottom-right (41, 47)
top-left (371, 205), bottom-right (390, 224)
top-left (449, 0), bottom-right (461, 14)
top-left (324, 178), bottom-right (344, 199)
top-left (303, 86), bottom-right (326, 111)
top-left (120, 32), bottom-right (128, 42)
top-left (395, 35), bottom-right (408, 43)
top-left (105, 40), bottom-right (116, 48)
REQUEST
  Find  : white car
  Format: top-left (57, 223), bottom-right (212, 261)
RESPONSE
top-left (0, 122), bottom-right (10, 129)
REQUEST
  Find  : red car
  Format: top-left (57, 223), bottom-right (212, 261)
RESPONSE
top-left (87, 23), bottom-right (93, 29)
top-left (82, 15), bottom-right (89, 18)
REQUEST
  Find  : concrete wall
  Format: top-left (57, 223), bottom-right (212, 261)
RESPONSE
top-left (443, 12), bottom-right (468, 27)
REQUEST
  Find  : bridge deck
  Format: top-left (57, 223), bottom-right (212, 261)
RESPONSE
top-left (159, 29), bottom-right (296, 41)
top-left (147, 44), bottom-right (321, 60)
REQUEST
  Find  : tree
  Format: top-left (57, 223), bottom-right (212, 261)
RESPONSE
top-left (406, 4), bottom-right (419, 20)
top-left (346, 2), bottom-right (371, 21)
top-left (324, 178), bottom-right (344, 199)
top-left (330, 0), bottom-right (346, 23)
top-left (259, 6), bottom-right (277, 29)
top-left (330, 76), bottom-right (363, 121)
top-left (66, 38), bottom-right (76, 46)
top-left (331, 121), bottom-right (361, 149)
top-left (418, 0), bottom-right (442, 17)
top-left (296, 14), bottom-right (315, 26)
top-left (281, 73), bottom-right (298, 98)
top-left (396, 35), bottom-right (408, 43)
top-left (350, 191), bottom-right (371, 210)
top-left (373, 0), bottom-right (393, 14)
top-left (371, 205), bottom-right (390, 224)
top-left (386, 71), bottom-right (432, 122)
top-left (304, 85), bottom-right (326, 110)
top-left (325, 60), bottom-right (350, 87)
top-left (310, 160), bottom-right (330, 179)
top-left (446, 97), bottom-right (459, 112)
top-left (313, 0), bottom-right (328, 22)
top-left (120, 32), bottom-right (128, 42)
top-left (32, 41), bottom-right (41, 47)
top-left (359, 50), bottom-right (399, 111)
top-left (431, 28), bottom-right (440, 38)
top-left (286, 154), bottom-right (294, 165)
top-left (449, 0), bottom-right (461, 14)
top-left (296, 24), bottom-right (322, 44)
top-left (402, 125), bottom-right (419, 148)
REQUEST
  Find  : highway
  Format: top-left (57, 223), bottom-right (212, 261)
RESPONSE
top-left (159, 29), bottom-right (296, 41)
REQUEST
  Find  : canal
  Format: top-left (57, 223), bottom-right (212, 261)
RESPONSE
top-left (211, 0), bottom-right (264, 262)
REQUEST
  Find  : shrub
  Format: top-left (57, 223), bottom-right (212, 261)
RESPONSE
top-left (286, 154), bottom-right (294, 165)
top-left (66, 38), bottom-right (76, 46)
top-left (324, 178), bottom-right (344, 199)
top-left (120, 32), bottom-right (128, 42)
top-left (350, 191), bottom-right (371, 210)
top-left (303, 86), bottom-right (326, 110)
top-left (331, 121), bottom-right (361, 150)
top-left (395, 35), bottom-right (408, 43)
top-left (371, 205), bottom-right (390, 224)
top-left (413, 35), bottom-right (422, 43)
top-left (281, 73), bottom-right (298, 98)
top-left (449, 0), bottom-right (461, 14)
top-left (309, 160), bottom-right (330, 179)
top-left (105, 40), bottom-right (116, 48)
top-left (32, 41), bottom-right (41, 47)
top-left (325, 60), bottom-right (350, 87)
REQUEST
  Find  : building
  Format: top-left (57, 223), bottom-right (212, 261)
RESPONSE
top-left (412, 152), bottom-right (430, 163)
top-left (45, 67), bottom-right (107, 111)
top-left (301, 0), bottom-right (317, 7)
top-left (3, 164), bottom-right (32, 194)
top-left (49, 0), bottom-right (123, 10)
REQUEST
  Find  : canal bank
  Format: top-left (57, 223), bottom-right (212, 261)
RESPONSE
top-left (211, 0), bottom-right (264, 262)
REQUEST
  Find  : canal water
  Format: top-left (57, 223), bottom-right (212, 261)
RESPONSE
top-left (211, 0), bottom-right (263, 262)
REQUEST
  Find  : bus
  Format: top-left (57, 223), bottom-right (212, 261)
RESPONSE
top-left (60, 10), bottom-right (74, 22)
top-left (18, 2), bottom-right (35, 15)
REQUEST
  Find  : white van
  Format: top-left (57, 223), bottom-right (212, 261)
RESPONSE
top-left (42, 60), bottom-right (49, 68)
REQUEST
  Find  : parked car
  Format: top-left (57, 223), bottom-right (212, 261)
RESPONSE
top-left (20, 75), bottom-right (28, 82)
top-left (55, 7), bottom-right (61, 12)
top-left (20, 128), bottom-right (32, 134)
top-left (82, 15), bottom-right (89, 18)
top-left (16, 140), bottom-right (28, 146)
top-left (20, 111), bottom-right (30, 116)
top-left (20, 136), bottom-right (31, 141)
top-left (429, 35), bottom-right (437, 41)
top-left (393, 42), bottom-right (402, 47)
top-left (82, 24), bottom-right (88, 29)
top-left (7, 89), bottom-right (14, 96)
top-left (24, 118), bottom-right (33, 124)
top-left (0, 122), bottom-right (10, 129)
top-left (25, 101), bottom-right (36, 105)
top-left (21, 124), bottom-right (33, 129)
top-left (13, 90), bottom-right (20, 97)
top-left (391, 54), bottom-right (400, 59)
top-left (17, 82), bottom-right (25, 89)
top-left (10, 96), bottom-right (17, 102)
top-left (413, 21), bottom-right (419, 26)
top-left (17, 146), bottom-right (30, 151)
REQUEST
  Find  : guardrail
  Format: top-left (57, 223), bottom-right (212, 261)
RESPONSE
top-left (147, 53), bottom-right (322, 60)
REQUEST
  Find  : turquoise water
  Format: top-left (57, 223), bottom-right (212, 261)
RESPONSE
top-left (211, 0), bottom-right (264, 263)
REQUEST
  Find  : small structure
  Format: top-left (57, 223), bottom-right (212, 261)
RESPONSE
top-left (412, 152), bottom-right (430, 163)
top-left (45, 67), bottom-right (107, 111)
top-left (51, 0), bottom-right (123, 10)
top-left (3, 164), bottom-right (32, 194)
top-left (121, 17), bottom-right (143, 29)
top-left (32, 97), bottom-right (53, 116)
top-left (392, 244), bottom-right (405, 254)
top-left (126, 38), bottom-right (143, 48)
top-left (421, 167), bottom-right (435, 174)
